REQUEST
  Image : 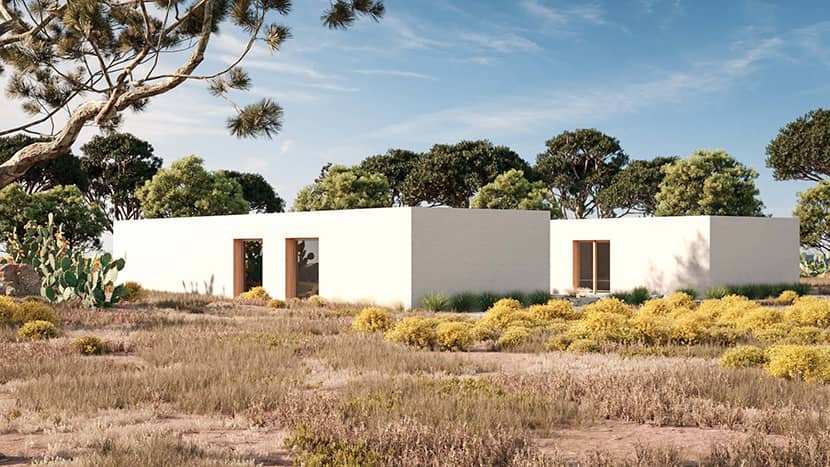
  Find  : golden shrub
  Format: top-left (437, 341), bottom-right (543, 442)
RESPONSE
top-left (777, 290), bottom-right (799, 305)
top-left (306, 295), bottom-right (326, 307)
top-left (545, 333), bottom-right (572, 351)
top-left (478, 305), bottom-right (537, 331)
top-left (669, 313), bottom-right (711, 344)
top-left (74, 335), bottom-right (104, 355)
top-left (237, 286), bottom-right (271, 301)
top-left (566, 338), bottom-right (601, 353)
top-left (638, 298), bottom-right (674, 316)
top-left (764, 345), bottom-right (830, 383)
top-left (490, 298), bottom-right (523, 310)
top-left (574, 311), bottom-right (629, 341)
top-left (785, 326), bottom-right (830, 345)
top-left (123, 281), bottom-right (147, 302)
top-left (436, 321), bottom-right (474, 351)
top-left (628, 312), bottom-right (671, 344)
top-left (528, 300), bottom-right (576, 321)
top-left (12, 299), bottom-right (60, 326)
top-left (384, 317), bottom-right (437, 349)
top-left (351, 307), bottom-right (393, 333)
top-left (267, 299), bottom-right (286, 309)
top-left (470, 322), bottom-right (499, 342)
top-left (785, 297), bottom-right (830, 327)
top-left (665, 291), bottom-right (696, 310)
top-left (734, 308), bottom-right (784, 332)
top-left (752, 323), bottom-right (793, 344)
top-left (719, 345), bottom-right (768, 368)
top-left (496, 325), bottom-right (531, 349)
top-left (0, 296), bottom-right (19, 326)
top-left (582, 297), bottom-right (631, 316)
top-left (18, 320), bottom-right (58, 340)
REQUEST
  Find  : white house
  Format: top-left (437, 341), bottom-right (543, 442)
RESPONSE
top-left (113, 207), bottom-right (551, 308)
top-left (113, 208), bottom-right (800, 307)
top-left (550, 216), bottom-right (799, 295)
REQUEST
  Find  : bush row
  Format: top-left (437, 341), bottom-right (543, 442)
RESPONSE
top-left (421, 290), bottom-right (552, 312)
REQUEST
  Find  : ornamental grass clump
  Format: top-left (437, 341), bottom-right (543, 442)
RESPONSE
top-left (74, 335), bottom-right (104, 355)
top-left (435, 321), bottom-right (474, 351)
top-left (719, 345), bottom-right (768, 368)
top-left (18, 320), bottom-right (58, 340)
top-left (764, 345), bottom-right (830, 383)
top-left (352, 307), bottom-right (393, 333)
top-left (385, 317), bottom-right (437, 349)
top-left (420, 293), bottom-right (451, 312)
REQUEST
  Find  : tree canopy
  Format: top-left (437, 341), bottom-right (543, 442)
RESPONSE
top-left (471, 169), bottom-right (561, 218)
top-left (222, 170), bottom-right (284, 213)
top-left (80, 132), bottom-right (162, 224)
top-left (136, 156), bottom-right (248, 218)
top-left (402, 140), bottom-right (532, 208)
top-left (794, 181), bottom-right (830, 255)
top-left (535, 129), bottom-right (628, 219)
top-left (0, 135), bottom-right (88, 193)
top-left (597, 156), bottom-right (678, 217)
top-left (292, 164), bottom-right (391, 211)
top-left (359, 149), bottom-right (421, 206)
top-left (0, 0), bottom-right (384, 188)
top-left (655, 149), bottom-right (764, 217)
top-left (0, 183), bottom-right (108, 251)
top-left (767, 108), bottom-right (830, 182)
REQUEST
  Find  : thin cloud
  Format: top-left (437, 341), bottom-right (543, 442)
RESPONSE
top-left (354, 69), bottom-right (436, 80)
top-left (520, 0), bottom-right (608, 25)
top-left (459, 32), bottom-right (539, 53)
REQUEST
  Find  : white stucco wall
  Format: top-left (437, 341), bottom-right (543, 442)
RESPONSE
top-left (410, 208), bottom-right (550, 306)
top-left (114, 208), bottom-right (413, 307)
top-left (709, 217), bottom-right (800, 286)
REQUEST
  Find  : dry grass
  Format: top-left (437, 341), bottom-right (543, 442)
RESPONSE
top-left (2, 294), bottom-right (830, 465)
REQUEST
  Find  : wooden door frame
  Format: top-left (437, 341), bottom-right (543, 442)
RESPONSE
top-left (285, 237), bottom-right (319, 299)
top-left (572, 240), bottom-right (610, 294)
top-left (233, 238), bottom-right (262, 297)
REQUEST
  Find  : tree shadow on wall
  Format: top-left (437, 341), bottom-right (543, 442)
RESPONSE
top-left (644, 232), bottom-right (709, 293)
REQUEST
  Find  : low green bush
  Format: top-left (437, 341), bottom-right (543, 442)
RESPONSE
top-left (525, 289), bottom-right (552, 306)
top-left (450, 292), bottom-right (479, 312)
top-left (420, 293), bottom-right (451, 312)
top-left (18, 320), bottom-right (58, 340)
top-left (719, 345), bottom-right (768, 368)
top-left (611, 287), bottom-right (651, 305)
top-left (74, 335), bottom-right (104, 355)
top-left (476, 292), bottom-right (499, 312)
top-left (707, 283), bottom-right (810, 300)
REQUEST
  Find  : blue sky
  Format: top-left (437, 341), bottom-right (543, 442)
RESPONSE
top-left (4, 0), bottom-right (829, 216)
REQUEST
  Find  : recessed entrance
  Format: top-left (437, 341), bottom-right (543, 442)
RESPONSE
top-left (573, 240), bottom-right (610, 293)
top-left (233, 239), bottom-right (263, 296)
top-left (285, 238), bottom-right (319, 299)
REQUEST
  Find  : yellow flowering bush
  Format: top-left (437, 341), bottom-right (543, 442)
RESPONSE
top-left (785, 297), bottom-right (830, 327)
top-left (351, 307), bottom-right (393, 333)
top-left (665, 291), bottom-right (696, 309)
top-left (18, 320), bottom-right (58, 340)
top-left (734, 308), bottom-right (784, 332)
top-left (237, 286), bottom-right (271, 301)
top-left (669, 313), bottom-right (711, 344)
top-left (764, 345), bottom-right (830, 383)
top-left (719, 345), bottom-right (768, 368)
top-left (384, 317), bottom-right (437, 349)
top-left (777, 290), bottom-right (799, 305)
top-left (638, 298), bottom-right (674, 316)
top-left (566, 338), bottom-right (601, 353)
top-left (571, 311), bottom-right (629, 341)
top-left (74, 335), bottom-right (104, 355)
top-left (0, 296), bottom-right (19, 326)
top-left (528, 300), bottom-right (577, 321)
top-left (628, 312), bottom-right (671, 344)
top-left (492, 298), bottom-right (522, 310)
top-left (123, 281), bottom-right (147, 302)
top-left (306, 295), bottom-right (326, 307)
top-left (582, 297), bottom-right (632, 317)
top-left (12, 300), bottom-right (60, 327)
top-left (496, 325), bottom-right (531, 349)
top-left (267, 299), bottom-right (286, 308)
top-left (436, 321), bottom-right (474, 351)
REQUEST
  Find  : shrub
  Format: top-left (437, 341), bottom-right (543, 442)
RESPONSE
top-left (765, 345), bottom-right (830, 383)
top-left (638, 298), bottom-right (674, 316)
top-left (719, 345), bottom-right (768, 368)
top-left (237, 286), bottom-right (270, 301)
top-left (628, 312), bottom-right (671, 344)
top-left (18, 320), bottom-right (58, 340)
top-left (352, 307), bottom-right (393, 333)
top-left (675, 288), bottom-right (698, 299)
top-left (0, 296), bottom-right (19, 326)
top-left (786, 326), bottom-right (830, 345)
top-left (611, 286), bottom-right (650, 305)
top-left (436, 321), bottom-right (474, 351)
top-left (267, 299), bottom-right (286, 308)
top-left (665, 291), bottom-right (695, 309)
top-left (450, 292), bottom-right (479, 312)
top-left (123, 281), bottom-right (146, 302)
top-left (707, 283), bottom-right (810, 300)
top-left (669, 313), bottom-right (711, 344)
top-left (385, 317), bottom-right (437, 349)
top-left (491, 297), bottom-right (522, 310)
top-left (12, 299), bottom-right (60, 326)
top-left (582, 297), bottom-right (631, 316)
top-left (525, 289), bottom-right (552, 306)
top-left (420, 293), bottom-right (451, 312)
top-left (734, 308), bottom-right (784, 332)
top-left (306, 295), bottom-right (326, 307)
top-left (470, 321), bottom-right (499, 342)
top-left (705, 286), bottom-right (730, 299)
top-left (566, 338), bottom-right (601, 353)
top-left (528, 300), bottom-right (576, 321)
top-left (74, 335), bottom-right (104, 355)
top-left (777, 290), bottom-right (799, 305)
top-left (502, 290), bottom-right (527, 305)
top-left (786, 297), bottom-right (830, 327)
top-left (476, 292), bottom-right (499, 312)
top-left (545, 333), bottom-right (573, 351)
top-left (496, 325), bottom-right (530, 349)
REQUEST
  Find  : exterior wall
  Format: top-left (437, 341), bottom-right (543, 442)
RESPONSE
top-left (113, 208), bottom-right (413, 307)
top-left (410, 208), bottom-right (550, 306)
top-left (709, 217), bottom-right (800, 286)
top-left (550, 217), bottom-right (713, 294)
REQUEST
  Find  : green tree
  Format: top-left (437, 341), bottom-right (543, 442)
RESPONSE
top-left (137, 156), bottom-right (248, 218)
top-left (655, 149), bottom-right (764, 217)
top-left (402, 140), bottom-right (532, 208)
top-left (535, 129), bottom-right (628, 219)
top-left (292, 164), bottom-right (391, 211)
top-left (0, 184), bottom-right (108, 251)
top-left (0, 135), bottom-right (88, 193)
top-left (767, 109), bottom-right (830, 182)
top-left (794, 181), bottom-right (830, 255)
top-left (221, 170), bottom-right (284, 213)
top-left (80, 133), bottom-right (162, 224)
top-left (359, 149), bottom-right (421, 206)
top-left (471, 169), bottom-right (561, 218)
top-left (0, 0), bottom-right (384, 188)
top-left (597, 157), bottom-right (678, 217)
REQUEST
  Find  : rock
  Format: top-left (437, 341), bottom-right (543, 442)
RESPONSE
top-left (0, 263), bottom-right (42, 297)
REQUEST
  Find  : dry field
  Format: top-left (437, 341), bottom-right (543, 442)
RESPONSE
top-left (2, 293), bottom-right (830, 466)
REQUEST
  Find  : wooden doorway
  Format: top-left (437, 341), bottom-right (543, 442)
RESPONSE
top-left (573, 240), bottom-right (610, 293)
top-left (233, 239), bottom-right (263, 297)
top-left (285, 238), bottom-right (319, 299)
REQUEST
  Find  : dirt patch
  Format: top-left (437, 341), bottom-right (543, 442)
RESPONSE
top-left (538, 420), bottom-right (786, 462)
